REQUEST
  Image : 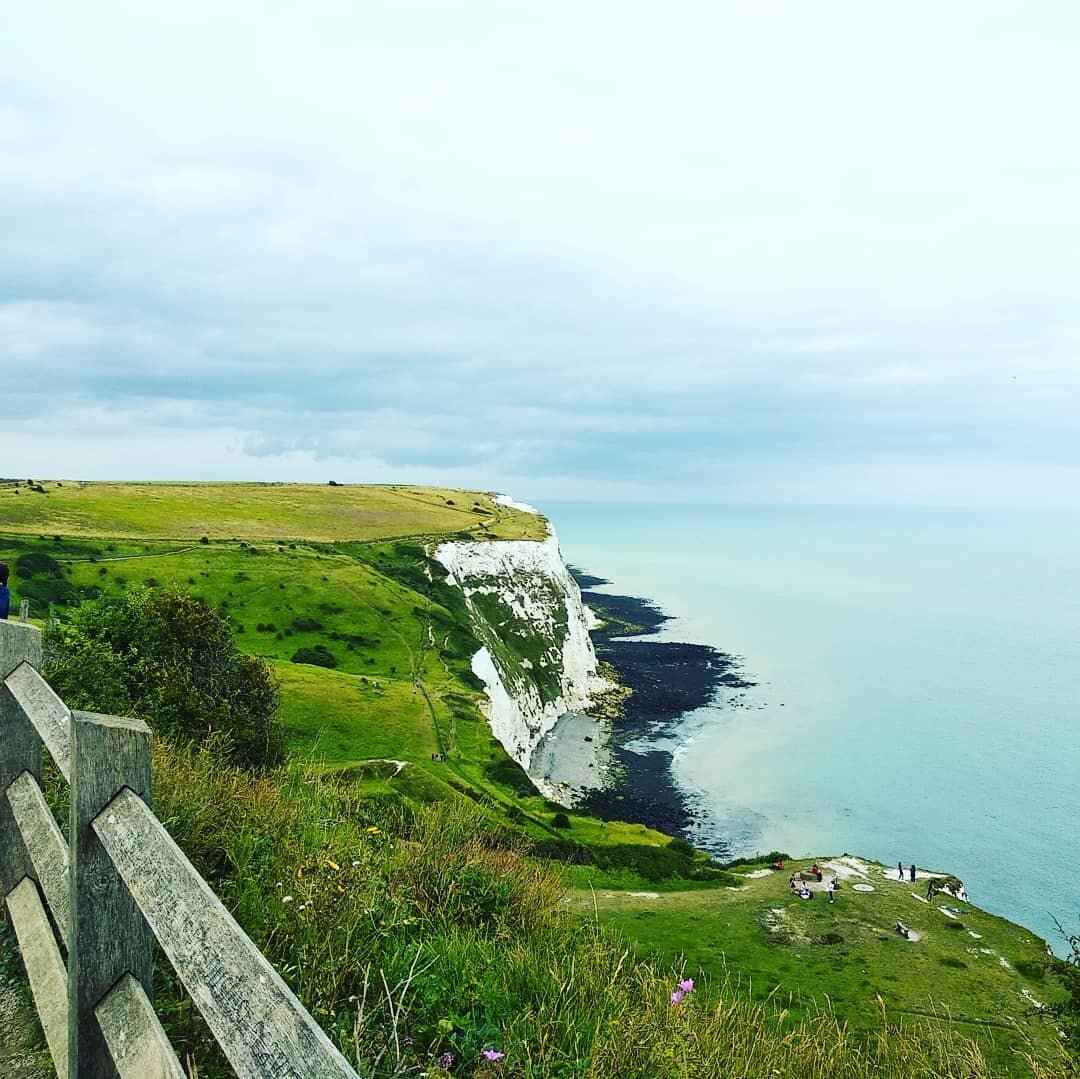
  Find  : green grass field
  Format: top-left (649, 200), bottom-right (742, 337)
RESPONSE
top-left (0, 480), bottom-right (546, 541)
top-left (569, 855), bottom-right (1065, 1073)
top-left (0, 482), bottom-right (671, 856)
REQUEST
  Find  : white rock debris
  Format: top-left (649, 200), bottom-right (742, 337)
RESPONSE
top-left (492, 493), bottom-right (542, 515)
top-left (434, 524), bottom-right (608, 778)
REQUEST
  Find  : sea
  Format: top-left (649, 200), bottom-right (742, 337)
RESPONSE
top-left (543, 502), bottom-right (1080, 953)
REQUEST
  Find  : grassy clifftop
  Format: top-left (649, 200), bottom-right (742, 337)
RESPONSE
top-left (0, 480), bottom-right (547, 542)
top-left (0, 481), bottom-right (671, 859)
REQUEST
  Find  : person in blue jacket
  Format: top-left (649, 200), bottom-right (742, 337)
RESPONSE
top-left (0, 563), bottom-right (10, 619)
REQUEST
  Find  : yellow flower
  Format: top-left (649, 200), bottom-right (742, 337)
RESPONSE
top-left (327, 859), bottom-right (341, 871)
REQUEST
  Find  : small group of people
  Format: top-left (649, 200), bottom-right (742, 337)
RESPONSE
top-left (789, 866), bottom-right (838, 903)
top-left (897, 861), bottom-right (917, 882)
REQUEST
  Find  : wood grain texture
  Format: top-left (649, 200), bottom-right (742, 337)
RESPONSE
top-left (5, 662), bottom-right (71, 782)
top-left (94, 788), bottom-right (357, 1079)
top-left (6, 771), bottom-right (70, 947)
top-left (0, 623), bottom-right (42, 681)
top-left (95, 975), bottom-right (185, 1079)
top-left (6, 876), bottom-right (69, 1079)
top-left (68, 711), bottom-right (153, 1079)
top-left (1, 623), bottom-right (44, 907)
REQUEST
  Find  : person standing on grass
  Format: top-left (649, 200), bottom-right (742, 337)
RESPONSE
top-left (827, 877), bottom-right (836, 904)
top-left (0, 563), bottom-right (10, 620)
top-left (897, 861), bottom-right (904, 881)
top-left (910, 863), bottom-right (916, 882)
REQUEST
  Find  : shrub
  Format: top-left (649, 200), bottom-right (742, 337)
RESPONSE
top-left (1049, 922), bottom-right (1080, 1058)
top-left (290, 645), bottom-right (337, 669)
top-left (15, 550), bottom-right (63, 579)
top-left (291, 617), bottom-right (323, 632)
top-left (484, 758), bottom-right (539, 798)
top-left (1015, 958), bottom-right (1045, 982)
top-left (44, 588), bottom-right (283, 770)
top-left (552, 813), bottom-right (572, 829)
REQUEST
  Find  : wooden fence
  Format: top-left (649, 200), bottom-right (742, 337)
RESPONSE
top-left (0, 619), bottom-right (360, 1079)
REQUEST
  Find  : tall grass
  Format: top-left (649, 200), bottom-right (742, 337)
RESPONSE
top-left (148, 742), bottom-right (1071, 1078)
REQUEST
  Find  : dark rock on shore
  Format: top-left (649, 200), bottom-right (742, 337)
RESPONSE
top-left (570, 568), bottom-right (752, 851)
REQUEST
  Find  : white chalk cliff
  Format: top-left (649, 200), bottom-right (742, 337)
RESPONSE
top-left (434, 509), bottom-right (606, 778)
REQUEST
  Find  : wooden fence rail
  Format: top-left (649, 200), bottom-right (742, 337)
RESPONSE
top-left (0, 620), bottom-right (359, 1079)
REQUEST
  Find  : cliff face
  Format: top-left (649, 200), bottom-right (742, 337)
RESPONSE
top-left (434, 520), bottom-right (606, 776)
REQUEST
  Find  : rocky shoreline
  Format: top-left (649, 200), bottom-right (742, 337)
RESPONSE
top-left (568, 568), bottom-right (754, 849)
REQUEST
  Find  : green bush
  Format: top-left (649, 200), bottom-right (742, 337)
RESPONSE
top-left (44, 588), bottom-right (283, 770)
top-left (552, 813), bottom-right (572, 829)
top-left (1014, 958), bottom-right (1045, 982)
top-left (483, 757), bottom-right (539, 798)
top-left (290, 645), bottom-right (337, 669)
top-left (15, 550), bottom-right (62, 578)
top-left (1049, 923), bottom-right (1080, 1059)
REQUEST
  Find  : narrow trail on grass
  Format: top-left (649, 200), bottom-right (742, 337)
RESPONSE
top-left (58, 544), bottom-right (201, 563)
top-left (411, 596), bottom-right (447, 757)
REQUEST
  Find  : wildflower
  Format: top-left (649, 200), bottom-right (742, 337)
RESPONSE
top-left (327, 859), bottom-right (340, 871)
top-left (298, 904), bottom-right (306, 911)
top-left (670, 990), bottom-right (684, 1004)
top-left (351, 860), bottom-right (360, 867)
top-left (481, 1049), bottom-right (504, 1061)
top-left (678, 978), bottom-right (694, 993)
top-left (438, 1051), bottom-right (454, 1069)
top-left (282, 896), bottom-right (293, 904)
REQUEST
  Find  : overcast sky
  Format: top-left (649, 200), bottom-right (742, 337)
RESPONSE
top-left (2, 2), bottom-right (1079, 505)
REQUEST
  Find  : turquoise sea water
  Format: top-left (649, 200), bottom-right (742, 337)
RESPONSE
top-left (545, 503), bottom-right (1080, 951)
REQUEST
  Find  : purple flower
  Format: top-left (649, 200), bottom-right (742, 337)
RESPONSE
top-left (670, 989), bottom-right (685, 1004)
top-left (482, 1048), bottom-right (505, 1061)
top-left (439, 1051), bottom-right (455, 1069)
top-left (678, 978), bottom-right (694, 993)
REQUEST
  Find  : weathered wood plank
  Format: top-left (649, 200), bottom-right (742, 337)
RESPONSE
top-left (5, 662), bottom-right (71, 782)
top-left (0, 624), bottom-right (44, 904)
top-left (69, 712), bottom-right (153, 1079)
top-left (0, 623), bottom-right (42, 680)
top-left (95, 974), bottom-right (185, 1079)
top-left (6, 770), bottom-right (70, 947)
top-left (5, 876), bottom-right (69, 1079)
top-left (94, 788), bottom-right (358, 1079)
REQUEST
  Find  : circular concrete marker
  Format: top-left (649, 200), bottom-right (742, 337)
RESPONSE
top-left (852, 883), bottom-right (876, 892)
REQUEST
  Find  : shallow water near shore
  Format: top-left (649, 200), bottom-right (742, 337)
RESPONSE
top-left (544, 502), bottom-right (1080, 952)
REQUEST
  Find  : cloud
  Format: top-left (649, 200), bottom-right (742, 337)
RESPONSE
top-left (1, 2), bottom-right (1079, 505)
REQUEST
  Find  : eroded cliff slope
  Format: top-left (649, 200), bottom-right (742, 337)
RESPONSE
top-left (434, 517), bottom-right (607, 776)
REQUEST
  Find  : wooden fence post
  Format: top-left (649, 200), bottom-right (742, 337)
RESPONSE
top-left (0, 622), bottom-right (44, 902)
top-left (68, 710), bottom-right (153, 1079)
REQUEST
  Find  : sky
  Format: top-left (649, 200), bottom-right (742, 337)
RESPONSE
top-left (2, 2), bottom-right (1079, 505)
